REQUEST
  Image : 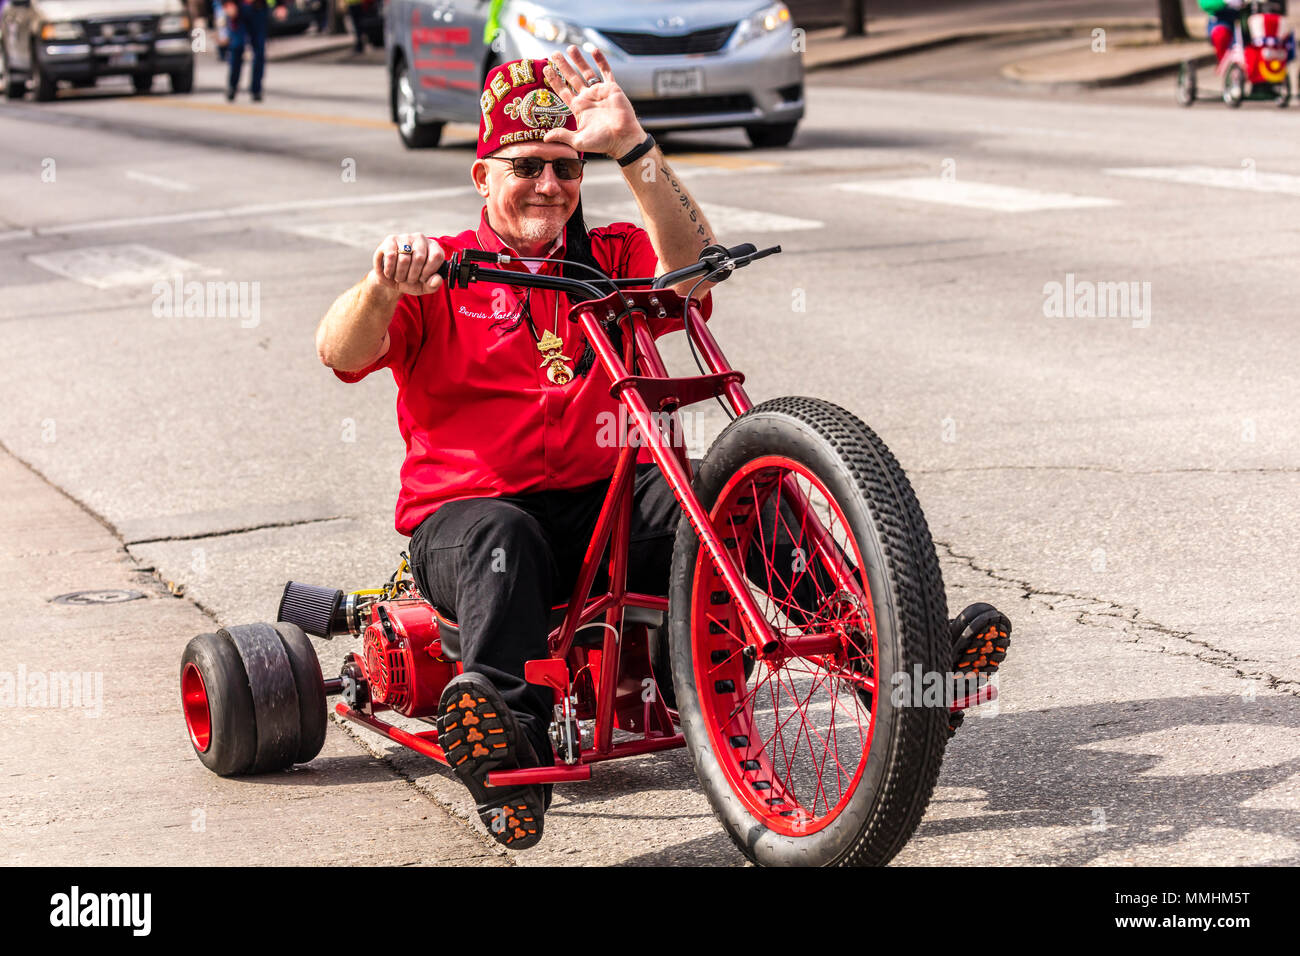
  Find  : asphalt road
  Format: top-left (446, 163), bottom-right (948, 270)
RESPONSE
top-left (1, 48), bottom-right (1297, 866)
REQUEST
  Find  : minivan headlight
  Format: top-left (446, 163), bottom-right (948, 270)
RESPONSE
top-left (733, 2), bottom-right (792, 47)
top-left (158, 14), bottom-right (191, 33)
top-left (41, 22), bottom-right (86, 41)
top-left (517, 12), bottom-right (586, 46)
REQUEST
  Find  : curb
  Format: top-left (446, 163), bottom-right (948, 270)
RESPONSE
top-left (266, 37), bottom-right (360, 63)
top-left (803, 17), bottom-right (1161, 73)
top-left (1001, 50), bottom-right (1220, 89)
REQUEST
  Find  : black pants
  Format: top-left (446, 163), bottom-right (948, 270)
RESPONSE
top-left (347, 5), bottom-right (367, 51)
top-left (409, 462), bottom-right (828, 763)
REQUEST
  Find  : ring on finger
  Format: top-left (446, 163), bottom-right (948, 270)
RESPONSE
top-left (585, 76), bottom-right (600, 87)
top-left (399, 243), bottom-right (413, 254)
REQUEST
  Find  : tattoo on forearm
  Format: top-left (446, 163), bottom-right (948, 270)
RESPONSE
top-left (659, 163), bottom-right (714, 248)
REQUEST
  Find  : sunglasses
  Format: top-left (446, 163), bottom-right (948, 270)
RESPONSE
top-left (488, 156), bottom-right (587, 180)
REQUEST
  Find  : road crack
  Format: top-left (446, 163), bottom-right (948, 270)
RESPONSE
top-left (936, 540), bottom-right (1299, 697)
top-left (124, 515), bottom-right (347, 545)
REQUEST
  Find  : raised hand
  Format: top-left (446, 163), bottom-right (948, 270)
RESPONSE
top-left (541, 46), bottom-right (647, 159)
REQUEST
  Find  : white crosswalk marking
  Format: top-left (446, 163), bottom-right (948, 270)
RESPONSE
top-left (27, 244), bottom-right (218, 289)
top-left (589, 201), bottom-right (822, 234)
top-left (279, 218), bottom-right (469, 250)
top-left (834, 178), bottom-right (1118, 212)
top-left (0, 187), bottom-right (475, 242)
top-left (1105, 165), bottom-right (1300, 195)
top-left (125, 170), bottom-right (196, 193)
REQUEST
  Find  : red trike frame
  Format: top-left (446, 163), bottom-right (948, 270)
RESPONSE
top-left (334, 286), bottom-right (995, 787)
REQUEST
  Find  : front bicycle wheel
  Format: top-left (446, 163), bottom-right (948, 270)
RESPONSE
top-left (669, 397), bottom-right (949, 866)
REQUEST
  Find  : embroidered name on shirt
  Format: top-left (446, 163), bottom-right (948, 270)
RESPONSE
top-left (457, 304), bottom-right (521, 322)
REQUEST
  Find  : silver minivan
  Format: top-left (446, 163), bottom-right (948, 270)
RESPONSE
top-left (386, 0), bottom-right (803, 149)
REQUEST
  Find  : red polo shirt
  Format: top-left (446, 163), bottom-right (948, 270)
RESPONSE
top-left (335, 208), bottom-right (712, 537)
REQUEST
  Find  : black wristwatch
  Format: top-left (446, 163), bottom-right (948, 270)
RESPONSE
top-left (616, 132), bottom-right (656, 167)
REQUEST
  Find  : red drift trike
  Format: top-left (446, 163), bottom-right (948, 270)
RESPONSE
top-left (180, 242), bottom-right (995, 866)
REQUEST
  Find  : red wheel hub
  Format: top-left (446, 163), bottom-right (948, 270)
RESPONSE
top-left (182, 662), bottom-right (212, 752)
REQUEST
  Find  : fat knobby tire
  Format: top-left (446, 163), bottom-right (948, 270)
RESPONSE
top-left (669, 396), bottom-right (951, 866)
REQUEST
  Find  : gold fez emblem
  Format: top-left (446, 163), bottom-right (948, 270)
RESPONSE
top-left (504, 88), bottom-right (572, 130)
top-left (536, 330), bottom-right (574, 385)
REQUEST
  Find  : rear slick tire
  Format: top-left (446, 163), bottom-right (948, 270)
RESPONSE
top-left (668, 396), bottom-right (950, 866)
top-left (181, 631), bottom-right (258, 776)
top-left (273, 622), bottom-right (328, 764)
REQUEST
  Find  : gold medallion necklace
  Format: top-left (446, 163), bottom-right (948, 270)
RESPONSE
top-left (521, 286), bottom-right (573, 385)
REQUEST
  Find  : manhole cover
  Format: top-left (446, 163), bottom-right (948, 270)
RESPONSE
top-left (51, 589), bottom-right (146, 605)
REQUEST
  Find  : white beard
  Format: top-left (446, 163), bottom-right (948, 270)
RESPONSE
top-left (515, 210), bottom-right (566, 246)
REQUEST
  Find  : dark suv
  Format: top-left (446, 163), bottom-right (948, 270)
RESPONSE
top-left (1, 0), bottom-right (195, 101)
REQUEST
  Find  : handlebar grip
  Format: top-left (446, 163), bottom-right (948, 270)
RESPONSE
top-left (724, 243), bottom-right (758, 259)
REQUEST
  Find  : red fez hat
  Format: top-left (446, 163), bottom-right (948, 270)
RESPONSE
top-left (477, 58), bottom-right (579, 159)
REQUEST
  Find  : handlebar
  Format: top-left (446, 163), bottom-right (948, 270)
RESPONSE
top-left (650, 242), bottom-right (780, 290)
top-left (434, 241), bottom-right (782, 300)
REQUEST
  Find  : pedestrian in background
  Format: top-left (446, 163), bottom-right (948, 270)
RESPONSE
top-left (344, 0), bottom-right (371, 54)
top-left (226, 0), bottom-right (287, 101)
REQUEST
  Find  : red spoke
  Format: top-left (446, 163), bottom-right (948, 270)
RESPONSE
top-left (705, 644), bottom-right (746, 679)
top-left (756, 662), bottom-right (832, 764)
top-left (773, 490), bottom-right (852, 615)
top-left (722, 659), bottom-right (782, 734)
top-left (768, 657), bottom-right (846, 812)
top-left (750, 476), bottom-right (777, 604)
top-left (778, 660), bottom-right (859, 791)
top-left (773, 660), bottom-right (835, 816)
top-left (767, 667), bottom-right (798, 792)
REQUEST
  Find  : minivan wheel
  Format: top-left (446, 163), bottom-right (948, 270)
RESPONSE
top-left (393, 59), bottom-right (442, 148)
top-left (745, 121), bottom-right (798, 148)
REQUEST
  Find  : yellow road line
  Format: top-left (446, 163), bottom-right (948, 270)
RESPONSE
top-left (136, 96), bottom-right (484, 141)
top-left (668, 152), bottom-right (780, 171)
top-left (135, 95), bottom-right (395, 128)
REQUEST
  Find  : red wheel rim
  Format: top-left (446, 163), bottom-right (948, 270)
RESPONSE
top-left (692, 456), bottom-right (877, 837)
top-left (182, 662), bottom-right (212, 752)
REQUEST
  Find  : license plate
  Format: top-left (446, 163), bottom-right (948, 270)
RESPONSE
top-left (108, 52), bottom-right (137, 67)
top-left (653, 68), bottom-right (703, 97)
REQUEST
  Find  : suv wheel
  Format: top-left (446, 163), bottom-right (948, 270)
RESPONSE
top-left (170, 63), bottom-right (194, 94)
top-left (1, 44), bottom-right (25, 100)
top-left (33, 59), bottom-right (57, 101)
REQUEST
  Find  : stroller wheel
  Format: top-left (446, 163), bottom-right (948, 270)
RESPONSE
top-left (1223, 63), bottom-right (1246, 107)
top-left (1176, 60), bottom-right (1197, 107)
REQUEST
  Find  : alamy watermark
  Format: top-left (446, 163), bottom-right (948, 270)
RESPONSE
top-left (890, 666), bottom-right (999, 717)
top-left (152, 274), bottom-right (260, 328)
top-left (1043, 273), bottom-right (1151, 329)
top-left (0, 665), bottom-right (103, 717)
top-left (50, 886), bottom-right (150, 936)
top-left (595, 407), bottom-right (705, 449)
